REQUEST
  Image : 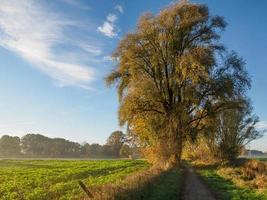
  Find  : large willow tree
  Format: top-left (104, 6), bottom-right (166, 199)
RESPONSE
top-left (106, 2), bottom-right (250, 165)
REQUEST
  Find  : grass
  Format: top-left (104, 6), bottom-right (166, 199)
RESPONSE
top-left (88, 166), bottom-right (182, 200)
top-left (0, 159), bottom-right (149, 200)
top-left (145, 168), bottom-right (181, 200)
top-left (257, 158), bottom-right (267, 162)
top-left (198, 168), bottom-right (267, 200)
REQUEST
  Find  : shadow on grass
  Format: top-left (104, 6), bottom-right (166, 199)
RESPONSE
top-left (86, 167), bottom-right (182, 200)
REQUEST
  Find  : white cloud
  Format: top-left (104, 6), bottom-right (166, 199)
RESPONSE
top-left (97, 6), bottom-right (123, 38)
top-left (115, 5), bottom-right (123, 13)
top-left (98, 22), bottom-right (117, 38)
top-left (59, 0), bottom-right (90, 10)
top-left (103, 56), bottom-right (113, 62)
top-left (98, 14), bottom-right (118, 38)
top-left (0, 0), bottom-right (98, 88)
top-left (107, 14), bottom-right (117, 23)
top-left (255, 121), bottom-right (267, 130)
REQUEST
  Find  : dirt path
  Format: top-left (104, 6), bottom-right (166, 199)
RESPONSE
top-left (181, 166), bottom-right (217, 200)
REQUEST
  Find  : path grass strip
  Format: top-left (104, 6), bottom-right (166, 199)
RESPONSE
top-left (146, 168), bottom-right (181, 200)
top-left (198, 169), bottom-right (267, 200)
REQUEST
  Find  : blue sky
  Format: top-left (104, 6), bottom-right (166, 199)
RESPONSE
top-left (0, 0), bottom-right (266, 151)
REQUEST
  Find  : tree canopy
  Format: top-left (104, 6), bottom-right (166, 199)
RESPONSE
top-left (0, 135), bottom-right (21, 157)
top-left (106, 1), bottom-right (252, 165)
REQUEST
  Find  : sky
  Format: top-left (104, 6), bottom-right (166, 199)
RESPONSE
top-left (0, 0), bottom-right (266, 151)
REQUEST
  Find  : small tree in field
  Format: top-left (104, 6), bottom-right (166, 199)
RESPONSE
top-left (120, 144), bottom-right (131, 158)
top-left (106, 131), bottom-right (126, 157)
top-left (106, 1), bottom-right (250, 165)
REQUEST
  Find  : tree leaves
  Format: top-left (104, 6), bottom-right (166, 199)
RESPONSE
top-left (106, 1), bottom-right (252, 164)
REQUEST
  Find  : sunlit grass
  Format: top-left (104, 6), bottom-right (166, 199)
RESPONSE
top-left (198, 168), bottom-right (267, 200)
top-left (0, 159), bottom-right (149, 200)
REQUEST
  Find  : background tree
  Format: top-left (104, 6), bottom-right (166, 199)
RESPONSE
top-left (81, 142), bottom-right (91, 157)
top-left (106, 131), bottom-right (126, 157)
top-left (207, 100), bottom-right (264, 162)
top-left (21, 134), bottom-right (81, 158)
top-left (88, 143), bottom-right (103, 158)
top-left (0, 133), bottom-right (137, 158)
top-left (21, 134), bottom-right (51, 157)
top-left (120, 144), bottom-right (132, 158)
top-left (0, 135), bottom-right (21, 157)
top-left (106, 1), bottom-right (250, 165)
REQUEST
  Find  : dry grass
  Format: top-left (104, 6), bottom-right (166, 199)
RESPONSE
top-left (192, 158), bottom-right (267, 198)
top-left (243, 160), bottom-right (266, 180)
top-left (217, 159), bottom-right (266, 192)
top-left (194, 159), bottom-right (267, 199)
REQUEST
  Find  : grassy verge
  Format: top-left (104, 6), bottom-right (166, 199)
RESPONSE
top-left (146, 168), bottom-right (181, 200)
top-left (198, 167), bottom-right (267, 200)
top-left (90, 167), bottom-right (182, 200)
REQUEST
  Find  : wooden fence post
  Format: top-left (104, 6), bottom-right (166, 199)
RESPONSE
top-left (78, 181), bottom-right (94, 199)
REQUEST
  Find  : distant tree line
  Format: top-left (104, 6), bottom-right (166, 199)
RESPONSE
top-left (0, 131), bottom-right (137, 158)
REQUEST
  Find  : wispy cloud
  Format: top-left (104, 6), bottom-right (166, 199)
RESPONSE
top-left (59, 0), bottom-right (91, 10)
top-left (103, 56), bottom-right (113, 62)
top-left (115, 5), bottom-right (123, 13)
top-left (255, 121), bottom-right (267, 130)
top-left (0, 0), bottom-right (98, 89)
top-left (97, 5), bottom-right (123, 38)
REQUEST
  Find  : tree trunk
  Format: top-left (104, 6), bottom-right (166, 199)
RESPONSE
top-left (176, 119), bottom-right (184, 166)
top-left (167, 129), bottom-right (183, 167)
top-left (176, 134), bottom-right (183, 166)
top-left (165, 114), bottom-right (184, 168)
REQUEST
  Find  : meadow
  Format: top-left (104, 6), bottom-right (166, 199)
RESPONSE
top-left (0, 159), bottom-right (149, 200)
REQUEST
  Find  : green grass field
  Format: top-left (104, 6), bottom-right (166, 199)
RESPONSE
top-left (0, 159), bottom-right (149, 200)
